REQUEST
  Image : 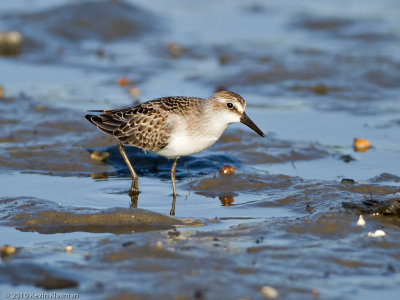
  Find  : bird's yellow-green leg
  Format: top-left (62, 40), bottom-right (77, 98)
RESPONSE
top-left (170, 157), bottom-right (179, 197)
top-left (117, 143), bottom-right (139, 194)
top-left (169, 157), bottom-right (179, 216)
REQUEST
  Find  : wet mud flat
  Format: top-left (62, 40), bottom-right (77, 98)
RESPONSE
top-left (1, 0), bottom-right (400, 299)
top-left (1, 188), bottom-right (400, 299)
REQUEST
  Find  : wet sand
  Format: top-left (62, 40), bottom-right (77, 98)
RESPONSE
top-left (1, 0), bottom-right (400, 299)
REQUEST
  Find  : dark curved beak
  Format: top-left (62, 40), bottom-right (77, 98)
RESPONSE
top-left (240, 112), bottom-right (265, 137)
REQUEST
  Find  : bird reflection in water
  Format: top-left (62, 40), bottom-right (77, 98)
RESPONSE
top-left (128, 190), bottom-right (177, 216)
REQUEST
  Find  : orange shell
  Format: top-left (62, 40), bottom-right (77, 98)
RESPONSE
top-left (353, 138), bottom-right (371, 152)
top-left (219, 165), bottom-right (235, 175)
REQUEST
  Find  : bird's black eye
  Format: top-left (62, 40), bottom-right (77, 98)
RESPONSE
top-left (226, 102), bottom-right (234, 109)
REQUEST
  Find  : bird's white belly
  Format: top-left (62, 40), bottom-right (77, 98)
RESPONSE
top-left (155, 131), bottom-right (219, 158)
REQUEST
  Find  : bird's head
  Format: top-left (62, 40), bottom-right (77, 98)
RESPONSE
top-left (210, 90), bottom-right (265, 137)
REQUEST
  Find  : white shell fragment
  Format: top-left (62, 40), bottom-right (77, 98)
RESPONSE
top-left (368, 230), bottom-right (386, 238)
top-left (261, 286), bottom-right (279, 299)
top-left (357, 215), bottom-right (366, 226)
top-left (65, 245), bottom-right (73, 253)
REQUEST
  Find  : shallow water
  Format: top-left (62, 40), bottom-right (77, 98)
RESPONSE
top-left (1, 0), bottom-right (400, 299)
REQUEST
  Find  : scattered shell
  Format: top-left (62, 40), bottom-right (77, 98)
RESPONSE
top-left (34, 104), bottom-right (47, 112)
top-left (261, 286), bottom-right (279, 299)
top-left (219, 165), bottom-right (235, 176)
top-left (155, 241), bottom-right (163, 249)
top-left (90, 151), bottom-right (110, 161)
top-left (117, 77), bottom-right (130, 86)
top-left (341, 178), bottom-right (355, 184)
top-left (313, 84), bottom-right (328, 95)
top-left (368, 230), bottom-right (386, 238)
top-left (219, 196), bottom-right (234, 206)
top-left (0, 31), bottom-right (22, 44)
top-left (128, 87), bottom-right (140, 97)
top-left (353, 138), bottom-right (371, 152)
top-left (91, 172), bottom-right (109, 179)
top-left (357, 215), bottom-right (366, 226)
top-left (65, 245), bottom-right (73, 253)
top-left (166, 42), bottom-right (182, 57)
top-left (218, 55), bottom-right (230, 65)
top-left (1, 245), bottom-right (17, 257)
top-left (0, 31), bottom-right (23, 55)
top-left (339, 154), bottom-right (356, 163)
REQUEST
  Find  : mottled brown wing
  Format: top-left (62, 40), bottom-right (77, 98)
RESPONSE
top-left (113, 106), bottom-right (171, 151)
top-left (85, 96), bottom-right (205, 151)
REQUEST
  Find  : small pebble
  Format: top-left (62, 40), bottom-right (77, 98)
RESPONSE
top-left (261, 286), bottom-right (279, 299)
top-left (128, 87), bottom-right (140, 97)
top-left (1, 245), bottom-right (16, 257)
top-left (91, 172), bottom-right (109, 179)
top-left (353, 138), bottom-right (371, 152)
top-left (155, 241), bottom-right (163, 249)
top-left (0, 31), bottom-right (23, 44)
top-left (90, 151), bottom-right (110, 162)
top-left (313, 84), bottom-right (328, 95)
top-left (218, 55), bottom-right (230, 65)
top-left (368, 230), bottom-right (386, 238)
top-left (65, 245), bottom-right (73, 253)
top-left (219, 196), bottom-right (234, 206)
top-left (34, 104), bottom-right (46, 112)
top-left (117, 77), bottom-right (130, 86)
top-left (219, 165), bottom-right (234, 176)
top-left (312, 289), bottom-right (319, 297)
top-left (341, 178), bottom-right (355, 184)
top-left (0, 85), bottom-right (3, 98)
top-left (357, 215), bottom-right (366, 226)
top-left (0, 31), bottom-right (23, 55)
top-left (339, 154), bottom-right (356, 163)
top-left (166, 42), bottom-right (182, 57)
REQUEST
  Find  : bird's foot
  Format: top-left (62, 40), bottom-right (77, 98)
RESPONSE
top-left (128, 182), bottom-right (139, 207)
top-left (169, 193), bottom-right (177, 216)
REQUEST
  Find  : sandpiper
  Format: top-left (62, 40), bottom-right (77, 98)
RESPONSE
top-left (85, 90), bottom-right (264, 199)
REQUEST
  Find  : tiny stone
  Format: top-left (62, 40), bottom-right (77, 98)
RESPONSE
top-left (219, 195), bottom-right (234, 206)
top-left (339, 155), bottom-right (356, 163)
top-left (353, 138), bottom-right (371, 152)
top-left (341, 178), bottom-right (355, 184)
top-left (155, 241), bottom-right (163, 249)
top-left (313, 84), bottom-right (328, 95)
top-left (357, 215), bottom-right (366, 226)
top-left (65, 245), bottom-right (73, 253)
top-left (219, 165), bottom-right (234, 175)
top-left (117, 77), bottom-right (129, 86)
top-left (261, 286), bottom-right (279, 299)
top-left (167, 42), bottom-right (182, 57)
top-left (90, 151), bottom-right (110, 161)
top-left (1, 245), bottom-right (16, 257)
top-left (368, 230), bottom-right (386, 238)
top-left (128, 87), bottom-right (140, 97)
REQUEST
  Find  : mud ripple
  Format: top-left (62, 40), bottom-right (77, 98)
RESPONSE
top-left (0, 197), bottom-right (202, 234)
